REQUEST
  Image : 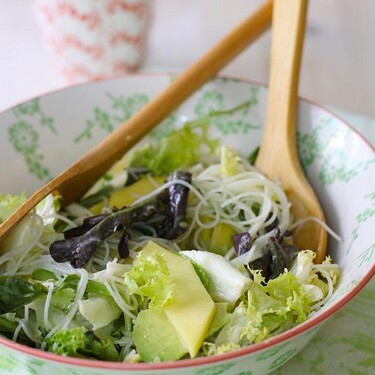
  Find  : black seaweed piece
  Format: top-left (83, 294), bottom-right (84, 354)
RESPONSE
top-left (248, 252), bottom-right (272, 281)
top-left (264, 214), bottom-right (279, 233)
top-left (64, 214), bottom-right (109, 239)
top-left (232, 232), bottom-right (252, 256)
top-left (50, 171), bottom-right (192, 268)
top-left (248, 228), bottom-right (299, 281)
top-left (118, 230), bottom-right (131, 259)
top-left (267, 229), bottom-right (299, 279)
top-left (156, 171), bottom-right (192, 239)
top-left (50, 199), bottom-right (164, 268)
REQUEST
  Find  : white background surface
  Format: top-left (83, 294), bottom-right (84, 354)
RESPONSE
top-left (1, 0), bottom-right (375, 119)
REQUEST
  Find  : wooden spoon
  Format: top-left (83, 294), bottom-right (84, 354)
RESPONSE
top-left (255, 0), bottom-right (327, 262)
top-left (0, 1), bottom-right (273, 241)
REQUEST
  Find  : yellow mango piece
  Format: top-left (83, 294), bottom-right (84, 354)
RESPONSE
top-left (141, 241), bottom-right (216, 358)
top-left (209, 223), bottom-right (237, 256)
top-left (192, 217), bottom-right (236, 256)
top-left (107, 158), bottom-right (128, 176)
top-left (89, 201), bottom-right (104, 215)
top-left (88, 175), bottom-right (165, 214)
top-left (108, 175), bottom-right (165, 208)
top-left (198, 216), bottom-right (213, 250)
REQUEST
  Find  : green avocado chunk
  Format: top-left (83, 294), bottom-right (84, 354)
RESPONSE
top-left (133, 309), bottom-right (188, 362)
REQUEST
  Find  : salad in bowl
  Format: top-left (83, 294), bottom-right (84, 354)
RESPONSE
top-left (0, 75), bottom-right (373, 375)
top-left (0, 100), bottom-right (340, 363)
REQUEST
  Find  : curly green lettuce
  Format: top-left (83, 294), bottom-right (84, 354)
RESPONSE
top-left (44, 327), bottom-right (118, 361)
top-left (211, 270), bottom-right (312, 353)
top-left (128, 118), bottom-right (218, 175)
top-left (123, 250), bottom-right (175, 309)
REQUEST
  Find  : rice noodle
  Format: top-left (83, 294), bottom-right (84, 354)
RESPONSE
top-left (291, 216), bottom-right (342, 242)
top-left (43, 282), bottom-right (55, 330)
top-left (102, 280), bottom-right (137, 320)
top-left (186, 163), bottom-right (292, 263)
top-left (43, 268), bottom-right (88, 343)
top-left (310, 267), bottom-right (335, 310)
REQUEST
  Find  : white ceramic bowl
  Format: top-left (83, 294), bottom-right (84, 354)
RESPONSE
top-left (0, 75), bottom-right (374, 375)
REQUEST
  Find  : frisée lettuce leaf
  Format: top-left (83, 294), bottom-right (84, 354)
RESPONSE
top-left (123, 250), bottom-right (175, 309)
top-left (212, 270), bottom-right (311, 351)
top-left (0, 192), bottom-right (27, 223)
top-left (128, 99), bottom-right (256, 176)
top-left (44, 326), bottom-right (118, 361)
top-left (290, 250), bottom-right (340, 303)
top-left (128, 118), bottom-right (218, 175)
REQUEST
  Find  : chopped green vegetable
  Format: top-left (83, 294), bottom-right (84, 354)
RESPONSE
top-left (31, 269), bottom-right (57, 282)
top-left (85, 280), bottom-right (111, 296)
top-left (0, 315), bottom-right (34, 346)
top-left (0, 276), bottom-right (47, 314)
top-left (0, 192), bottom-right (26, 223)
top-left (80, 185), bottom-right (115, 208)
top-left (220, 146), bottom-right (242, 177)
top-left (183, 256), bottom-right (210, 289)
top-left (50, 288), bottom-right (76, 313)
top-left (181, 250), bottom-right (252, 307)
top-left (205, 303), bottom-right (231, 338)
top-left (248, 146), bottom-right (260, 165)
top-left (44, 327), bottom-right (118, 361)
top-left (60, 274), bottom-right (80, 289)
top-left (79, 295), bottom-right (122, 330)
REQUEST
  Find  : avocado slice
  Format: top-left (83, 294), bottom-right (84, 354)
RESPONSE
top-left (140, 242), bottom-right (216, 358)
top-left (133, 309), bottom-right (188, 362)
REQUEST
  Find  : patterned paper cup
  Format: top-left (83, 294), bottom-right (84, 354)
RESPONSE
top-left (32, 0), bottom-right (151, 83)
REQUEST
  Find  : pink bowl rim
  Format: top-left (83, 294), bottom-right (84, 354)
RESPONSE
top-left (0, 73), bottom-right (374, 371)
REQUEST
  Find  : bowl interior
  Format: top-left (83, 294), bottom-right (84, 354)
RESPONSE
top-left (0, 74), bottom-right (374, 369)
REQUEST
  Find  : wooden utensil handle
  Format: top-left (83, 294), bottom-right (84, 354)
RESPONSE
top-left (58, 0), bottom-right (273, 204)
top-left (255, 0), bottom-right (327, 262)
top-left (0, 1), bottom-right (273, 239)
top-left (257, 0), bottom-right (308, 177)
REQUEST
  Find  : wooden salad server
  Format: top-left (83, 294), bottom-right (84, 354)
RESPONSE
top-left (0, 1), bottom-right (273, 241)
top-left (255, 0), bottom-right (327, 262)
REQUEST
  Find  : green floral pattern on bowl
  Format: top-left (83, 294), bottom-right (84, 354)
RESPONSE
top-left (0, 75), bottom-right (373, 375)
